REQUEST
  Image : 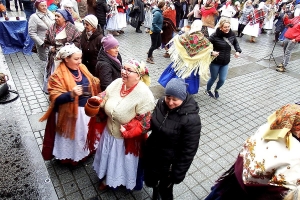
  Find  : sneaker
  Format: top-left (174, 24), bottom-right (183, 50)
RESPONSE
top-left (204, 90), bottom-right (214, 98)
top-left (214, 90), bottom-right (219, 99)
top-left (146, 57), bottom-right (155, 64)
top-left (276, 66), bottom-right (286, 72)
top-left (136, 30), bottom-right (142, 33)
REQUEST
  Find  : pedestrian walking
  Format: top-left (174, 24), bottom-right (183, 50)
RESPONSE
top-left (28, 0), bottom-right (55, 62)
top-left (14, 0), bottom-right (23, 11)
top-left (133, 0), bottom-right (145, 33)
top-left (146, 0), bottom-right (166, 64)
top-left (237, 0), bottom-right (253, 37)
top-left (276, 13), bottom-right (300, 72)
top-left (204, 18), bottom-right (241, 99)
top-left (22, 0), bottom-right (36, 20)
top-left (144, 78), bottom-right (201, 200)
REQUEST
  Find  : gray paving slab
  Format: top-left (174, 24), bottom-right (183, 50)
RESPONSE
top-left (1, 9), bottom-right (300, 199)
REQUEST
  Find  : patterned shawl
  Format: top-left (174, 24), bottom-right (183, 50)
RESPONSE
top-left (263, 104), bottom-right (300, 149)
top-left (248, 9), bottom-right (265, 28)
top-left (46, 21), bottom-right (81, 46)
top-left (40, 63), bottom-right (100, 140)
top-left (167, 32), bottom-right (214, 80)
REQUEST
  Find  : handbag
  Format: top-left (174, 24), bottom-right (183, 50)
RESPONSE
top-left (0, 73), bottom-right (19, 104)
top-left (158, 62), bottom-right (177, 87)
top-left (130, 15), bottom-right (139, 28)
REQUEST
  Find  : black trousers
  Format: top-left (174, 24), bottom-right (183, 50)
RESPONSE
top-left (237, 24), bottom-right (246, 36)
top-left (14, 0), bottom-right (23, 10)
top-left (136, 20), bottom-right (142, 31)
top-left (148, 32), bottom-right (161, 58)
top-left (5, 0), bottom-right (11, 10)
top-left (152, 178), bottom-right (174, 200)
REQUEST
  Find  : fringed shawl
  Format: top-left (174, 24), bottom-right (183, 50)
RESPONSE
top-left (40, 63), bottom-right (100, 140)
top-left (167, 32), bottom-right (214, 80)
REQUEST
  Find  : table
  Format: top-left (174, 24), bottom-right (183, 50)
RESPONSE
top-left (0, 17), bottom-right (34, 55)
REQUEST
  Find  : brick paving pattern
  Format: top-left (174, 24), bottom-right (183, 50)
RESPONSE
top-left (1, 8), bottom-right (300, 200)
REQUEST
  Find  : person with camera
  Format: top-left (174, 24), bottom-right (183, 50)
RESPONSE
top-left (276, 12), bottom-right (300, 72)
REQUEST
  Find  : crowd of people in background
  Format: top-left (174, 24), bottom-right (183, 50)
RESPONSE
top-left (1, 0), bottom-right (300, 198)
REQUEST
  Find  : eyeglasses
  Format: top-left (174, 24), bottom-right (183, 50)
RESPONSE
top-left (121, 66), bottom-right (138, 74)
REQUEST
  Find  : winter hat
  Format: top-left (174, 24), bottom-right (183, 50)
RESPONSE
top-left (84, 14), bottom-right (98, 29)
top-left (165, 78), bottom-right (187, 101)
top-left (56, 9), bottom-right (74, 24)
top-left (34, 0), bottom-right (46, 8)
top-left (101, 34), bottom-right (119, 52)
top-left (63, 0), bottom-right (73, 8)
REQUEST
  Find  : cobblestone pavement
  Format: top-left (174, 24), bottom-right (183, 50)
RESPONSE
top-left (1, 9), bottom-right (300, 199)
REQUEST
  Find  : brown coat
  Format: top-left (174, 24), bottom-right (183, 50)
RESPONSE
top-left (87, 0), bottom-right (97, 15)
top-left (81, 29), bottom-right (103, 76)
top-left (161, 18), bottom-right (177, 45)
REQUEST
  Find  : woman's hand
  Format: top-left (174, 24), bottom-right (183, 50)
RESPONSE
top-left (234, 52), bottom-right (240, 58)
top-left (120, 124), bottom-right (126, 133)
top-left (72, 85), bottom-right (83, 97)
top-left (211, 51), bottom-right (219, 57)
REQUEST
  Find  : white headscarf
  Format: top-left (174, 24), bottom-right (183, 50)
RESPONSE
top-left (55, 44), bottom-right (82, 68)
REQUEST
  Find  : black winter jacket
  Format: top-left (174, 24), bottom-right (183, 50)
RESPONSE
top-left (144, 94), bottom-right (201, 186)
top-left (95, 48), bottom-right (122, 91)
top-left (209, 28), bottom-right (242, 66)
top-left (81, 29), bottom-right (103, 76)
top-left (96, 0), bottom-right (110, 25)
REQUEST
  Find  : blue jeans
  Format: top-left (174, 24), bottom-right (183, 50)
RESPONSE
top-left (206, 63), bottom-right (229, 91)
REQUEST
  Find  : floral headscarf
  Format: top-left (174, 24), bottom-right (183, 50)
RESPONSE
top-left (125, 59), bottom-right (151, 86)
top-left (263, 104), bottom-right (300, 149)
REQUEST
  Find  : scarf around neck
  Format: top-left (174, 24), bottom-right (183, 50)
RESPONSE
top-left (104, 50), bottom-right (122, 68)
top-left (39, 63), bottom-right (100, 140)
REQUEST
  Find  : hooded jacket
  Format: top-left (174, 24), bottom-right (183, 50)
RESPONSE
top-left (209, 28), bottom-right (242, 66)
top-left (151, 8), bottom-right (163, 33)
top-left (95, 48), bottom-right (122, 91)
top-left (144, 94), bottom-right (201, 186)
top-left (81, 29), bottom-right (103, 76)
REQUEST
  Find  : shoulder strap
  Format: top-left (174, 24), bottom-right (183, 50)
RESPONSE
top-left (223, 37), bottom-right (235, 52)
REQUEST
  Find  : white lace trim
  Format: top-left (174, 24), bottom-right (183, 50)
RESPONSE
top-left (53, 107), bottom-right (91, 161)
top-left (93, 128), bottom-right (139, 190)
